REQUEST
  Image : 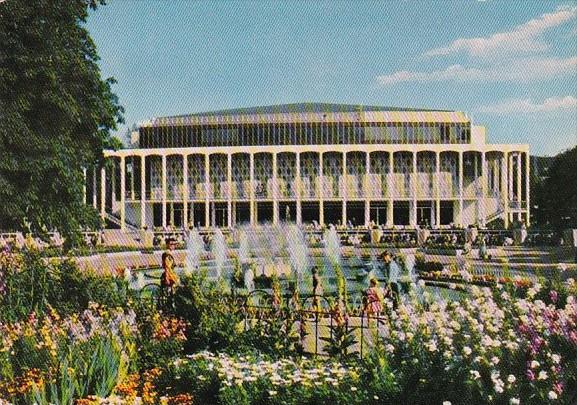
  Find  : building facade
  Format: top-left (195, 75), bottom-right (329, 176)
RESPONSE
top-left (86, 103), bottom-right (530, 230)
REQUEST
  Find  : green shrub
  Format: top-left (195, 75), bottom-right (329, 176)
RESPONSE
top-left (0, 251), bottom-right (132, 322)
top-left (173, 271), bottom-right (242, 353)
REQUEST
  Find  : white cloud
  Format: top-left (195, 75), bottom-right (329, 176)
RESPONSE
top-left (376, 56), bottom-right (577, 85)
top-left (477, 96), bottom-right (577, 114)
top-left (425, 5), bottom-right (576, 58)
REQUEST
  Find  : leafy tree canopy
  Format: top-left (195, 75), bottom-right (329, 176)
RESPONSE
top-left (0, 0), bottom-right (123, 245)
top-left (531, 145), bottom-right (577, 231)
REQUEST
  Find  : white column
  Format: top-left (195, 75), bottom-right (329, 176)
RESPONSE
top-left (249, 153), bottom-right (255, 226)
top-left (205, 154), bottom-right (210, 227)
top-left (435, 152), bottom-right (441, 228)
top-left (120, 156), bottom-right (126, 230)
top-left (111, 160), bottom-right (116, 209)
top-left (502, 152), bottom-right (509, 228)
top-left (365, 152), bottom-right (370, 227)
top-left (100, 165), bottom-right (106, 220)
top-left (388, 152), bottom-right (394, 199)
top-left (140, 155), bottom-right (146, 228)
top-left (272, 153), bottom-right (278, 225)
top-left (92, 167), bottom-right (97, 208)
top-left (411, 152), bottom-right (417, 226)
top-left (480, 151), bottom-right (486, 226)
top-left (161, 155), bottom-right (167, 229)
top-left (387, 152), bottom-right (394, 227)
top-left (82, 168), bottom-right (87, 205)
top-left (319, 152), bottom-right (324, 226)
top-left (508, 153), bottom-right (513, 202)
top-left (458, 151), bottom-right (464, 227)
top-left (342, 151), bottom-right (347, 226)
top-left (492, 158), bottom-right (498, 197)
top-left (183, 154), bottom-right (188, 229)
top-left (130, 157), bottom-right (135, 200)
top-left (296, 153), bottom-right (302, 225)
top-left (525, 152), bottom-right (530, 226)
top-left (516, 152), bottom-right (522, 221)
top-left (227, 153), bottom-right (232, 228)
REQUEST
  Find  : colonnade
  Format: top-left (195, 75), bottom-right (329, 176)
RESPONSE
top-left (88, 146), bottom-right (530, 230)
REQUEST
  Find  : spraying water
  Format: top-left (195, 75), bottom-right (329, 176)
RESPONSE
top-left (211, 228), bottom-right (227, 278)
top-left (136, 271), bottom-right (145, 290)
top-left (185, 228), bottom-right (204, 275)
top-left (287, 224), bottom-right (310, 285)
top-left (323, 225), bottom-right (341, 267)
top-left (237, 229), bottom-right (250, 264)
top-left (405, 254), bottom-right (416, 281)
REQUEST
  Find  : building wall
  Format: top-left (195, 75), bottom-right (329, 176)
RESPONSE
top-left (93, 140), bottom-right (529, 231)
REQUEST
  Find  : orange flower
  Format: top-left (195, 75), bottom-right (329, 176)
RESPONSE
top-left (168, 393), bottom-right (195, 404)
top-left (142, 368), bottom-right (162, 405)
top-left (115, 373), bottom-right (140, 399)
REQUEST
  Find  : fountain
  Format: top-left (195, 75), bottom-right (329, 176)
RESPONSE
top-left (287, 224), bottom-right (310, 287)
top-left (211, 228), bottom-right (227, 278)
top-left (185, 228), bottom-right (204, 276)
top-left (237, 229), bottom-right (250, 264)
top-left (405, 254), bottom-right (416, 281)
top-left (324, 225), bottom-right (341, 268)
top-left (136, 271), bottom-right (145, 290)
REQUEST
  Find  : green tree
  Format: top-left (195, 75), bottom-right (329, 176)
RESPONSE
top-left (0, 0), bottom-right (123, 245)
top-left (531, 146), bottom-right (577, 231)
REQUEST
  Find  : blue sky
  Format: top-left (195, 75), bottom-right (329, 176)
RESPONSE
top-left (87, 0), bottom-right (577, 156)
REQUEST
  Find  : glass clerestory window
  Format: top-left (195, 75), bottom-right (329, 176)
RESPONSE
top-left (138, 122), bottom-right (471, 148)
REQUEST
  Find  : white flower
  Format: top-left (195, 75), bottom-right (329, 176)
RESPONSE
top-left (530, 360), bottom-right (540, 369)
top-left (443, 402), bottom-right (452, 405)
top-left (548, 391), bottom-right (558, 400)
top-left (507, 374), bottom-right (516, 384)
top-left (268, 390), bottom-right (278, 396)
top-left (509, 398), bottom-right (520, 405)
top-left (463, 346), bottom-right (472, 356)
top-left (350, 386), bottom-right (357, 392)
top-left (491, 356), bottom-right (500, 365)
top-left (470, 370), bottom-right (481, 380)
top-left (538, 371), bottom-right (548, 380)
top-left (551, 354), bottom-right (561, 364)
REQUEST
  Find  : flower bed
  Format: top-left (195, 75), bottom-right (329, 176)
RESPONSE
top-left (1, 250), bottom-right (576, 404)
top-left (419, 270), bottom-right (534, 288)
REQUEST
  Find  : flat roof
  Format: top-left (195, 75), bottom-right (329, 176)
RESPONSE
top-left (142, 102), bottom-right (468, 127)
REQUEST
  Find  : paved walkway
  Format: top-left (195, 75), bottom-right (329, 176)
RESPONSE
top-left (73, 245), bottom-right (577, 277)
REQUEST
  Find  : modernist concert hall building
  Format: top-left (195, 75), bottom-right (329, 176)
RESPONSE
top-left (86, 103), bottom-right (530, 230)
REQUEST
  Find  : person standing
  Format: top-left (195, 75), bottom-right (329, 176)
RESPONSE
top-left (365, 278), bottom-right (384, 315)
top-left (311, 267), bottom-right (323, 311)
top-left (380, 250), bottom-right (400, 308)
top-left (161, 238), bottom-right (179, 310)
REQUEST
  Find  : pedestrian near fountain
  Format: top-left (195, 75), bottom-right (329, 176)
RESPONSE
top-left (161, 238), bottom-right (179, 310)
top-left (365, 278), bottom-right (384, 315)
top-left (380, 250), bottom-right (400, 309)
top-left (311, 267), bottom-right (323, 311)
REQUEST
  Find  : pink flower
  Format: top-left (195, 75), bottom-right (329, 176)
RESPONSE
top-left (549, 291), bottom-right (558, 303)
top-left (553, 382), bottom-right (564, 394)
top-left (526, 369), bottom-right (535, 381)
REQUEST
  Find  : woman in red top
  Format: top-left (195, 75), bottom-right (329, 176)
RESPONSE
top-left (366, 278), bottom-right (384, 315)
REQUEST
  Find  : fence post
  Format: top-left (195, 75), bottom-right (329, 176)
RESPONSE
top-left (314, 309), bottom-right (319, 357)
top-left (360, 310), bottom-right (364, 358)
